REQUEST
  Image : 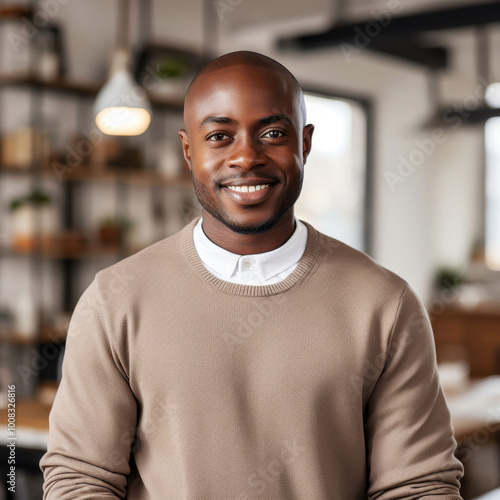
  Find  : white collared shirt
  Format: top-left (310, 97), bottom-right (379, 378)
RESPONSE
top-left (193, 218), bottom-right (308, 286)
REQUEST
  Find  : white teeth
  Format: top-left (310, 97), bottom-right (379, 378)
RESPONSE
top-left (227, 184), bottom-right (270, 193)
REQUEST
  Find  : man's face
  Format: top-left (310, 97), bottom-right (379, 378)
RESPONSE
top-left (179, 64), bottom-right (314, 235)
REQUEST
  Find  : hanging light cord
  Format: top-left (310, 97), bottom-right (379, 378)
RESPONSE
top-left (117, 0), bottom-right (131, 51)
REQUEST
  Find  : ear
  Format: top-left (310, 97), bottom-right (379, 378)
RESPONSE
top-left (178, 129), bottom-right (192, 171)
top-left (302, 124), bottom-right (314, 165)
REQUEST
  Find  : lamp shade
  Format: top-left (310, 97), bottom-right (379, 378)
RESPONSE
top-left (94, 50), bottom-right (152, 136)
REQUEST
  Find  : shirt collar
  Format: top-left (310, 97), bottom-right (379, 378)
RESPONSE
top-left (192, 218), bottom-right (308, 281)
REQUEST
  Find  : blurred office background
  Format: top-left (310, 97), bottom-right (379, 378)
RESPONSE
top-left (0, 0), bottom-right (500, 498)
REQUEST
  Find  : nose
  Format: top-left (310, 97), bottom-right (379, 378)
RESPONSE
top-left (226, 135), bottom-right (267, 170)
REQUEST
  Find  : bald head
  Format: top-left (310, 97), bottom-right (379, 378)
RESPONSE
top-left (184, 51), bottom-right (306, 128)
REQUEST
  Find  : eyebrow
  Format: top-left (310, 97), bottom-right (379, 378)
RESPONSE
top-left (258, 114), bottom-right (292, 126)
top-left (199, 114), bottom-right (293, 128)
top-left (199, 116), bottom-right (235, 128)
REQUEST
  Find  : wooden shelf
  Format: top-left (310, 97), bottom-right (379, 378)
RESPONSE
top-left (0, 327), bottom-right (67, 345)
top-left (0, 164), bottom-right (193, 187)
top-left (40, 327), bottom-right (67, 344)
top-left (0, 331), bottom-right (37, 345)
top-left (0, 243), bottom-right (148, 260)
top-left (0, 165), bottom-right (37, 175)
top-left (0, 73), bottom-right (185, 110)
top-left (0, 73), bottom-right (100, 96)
top-left (64, 168), bottom-right (193, 187)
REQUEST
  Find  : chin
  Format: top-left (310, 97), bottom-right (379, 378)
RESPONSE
top-left (217, 208), bottom-right (292, 236)
top-left (224, 219), bottom-right (278, 235)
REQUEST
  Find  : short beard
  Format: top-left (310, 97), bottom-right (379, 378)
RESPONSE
top-left (192, 175), bottom-right (302, 235)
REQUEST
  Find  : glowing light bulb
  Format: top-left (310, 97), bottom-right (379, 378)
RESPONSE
top-left (94, 49), bottom-right (152, 136)
top-left (96, 106), bottom-right (151, 136)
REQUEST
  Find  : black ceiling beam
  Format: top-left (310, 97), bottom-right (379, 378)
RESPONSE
top-left (278, 1), bottom-right (500, 51)
top-left (372, 44), bottom-right (448, 69)
top-left (438, 105), bottom-right (500, 125)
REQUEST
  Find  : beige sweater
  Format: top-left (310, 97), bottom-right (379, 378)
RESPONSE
top-left (40, 218), bottom-right (463, 499)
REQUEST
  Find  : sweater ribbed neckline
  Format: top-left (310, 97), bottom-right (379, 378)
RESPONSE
top-left (180, 217), bottom-right (321, 297)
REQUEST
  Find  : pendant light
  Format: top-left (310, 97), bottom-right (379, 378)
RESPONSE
top-left (94, 0), bottom-right (152, 136)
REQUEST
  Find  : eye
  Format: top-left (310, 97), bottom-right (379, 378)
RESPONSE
top-left (207, 132), bottom-right (231, 142)
top-left (262, 129), bottom-right (286, 139)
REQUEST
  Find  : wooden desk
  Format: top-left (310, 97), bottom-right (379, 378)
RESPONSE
top-left (433, 304), bottom-right (500, 378)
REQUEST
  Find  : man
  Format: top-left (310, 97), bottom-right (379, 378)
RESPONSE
top-left (41, 51), bottom-right (463, 499)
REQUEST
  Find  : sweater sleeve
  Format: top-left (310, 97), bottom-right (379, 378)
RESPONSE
top-left (40, 277), bottom-right (137, 499)
top-left (365, 284), bottom-right (464, 499)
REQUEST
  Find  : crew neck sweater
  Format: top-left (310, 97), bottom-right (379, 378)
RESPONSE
top-left (41, 218), bottom-right (463, 499)
top-left (192, 217), bottom-right (308, 285)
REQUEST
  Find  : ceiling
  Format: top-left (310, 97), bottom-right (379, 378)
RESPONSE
top-left (277, 1), bottom-right (500, 70)
top-left (219, 0), bottom-right (500, 71)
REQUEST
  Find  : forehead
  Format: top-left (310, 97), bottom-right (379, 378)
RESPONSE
top-left (184, 65), bottom-right (299, 127)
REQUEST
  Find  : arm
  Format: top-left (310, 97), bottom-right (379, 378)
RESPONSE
top-left (40, 277), bottom-right (137, 499)
top-left (366, 284), bottom-right (464, 499)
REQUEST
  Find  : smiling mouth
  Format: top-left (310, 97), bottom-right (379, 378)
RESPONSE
top-left (225, 184), bottom-right (271, 193)
top-left (220, 182), bottom-right (277, 205)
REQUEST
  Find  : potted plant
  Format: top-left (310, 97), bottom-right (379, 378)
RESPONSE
top-left (435, 267), bottom-right (465, 291)
top-left (8, 189), bottom-right (56, 251)
top-left (97, 215), bottom-right (133, 247)
top-left (153, 56), bottom-right (190, 98)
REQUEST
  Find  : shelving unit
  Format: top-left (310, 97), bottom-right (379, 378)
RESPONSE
top-left (0, 65), bottom-right (197, 393)
top-left (0, 5), bottom-right (203, 497)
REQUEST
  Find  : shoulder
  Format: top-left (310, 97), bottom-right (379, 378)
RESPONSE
top-left (93, 220), bottom-right (196, 297)
top-left (303, 221), bottom-right (409, 305)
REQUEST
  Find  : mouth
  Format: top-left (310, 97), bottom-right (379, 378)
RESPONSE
top-left (220, 181), bottom-right (277, 205)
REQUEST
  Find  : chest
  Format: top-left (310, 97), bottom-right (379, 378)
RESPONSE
top-left (126, 292), bottom-right (383, 413)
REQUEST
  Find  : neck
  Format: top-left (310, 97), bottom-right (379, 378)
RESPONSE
top-left (200, 211), bottom-right (296, 255)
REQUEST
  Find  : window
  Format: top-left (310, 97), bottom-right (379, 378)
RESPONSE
top-left (294, 92), bottom-right (370, 252)
top-left (485, 117), bottom-right (500, 270)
